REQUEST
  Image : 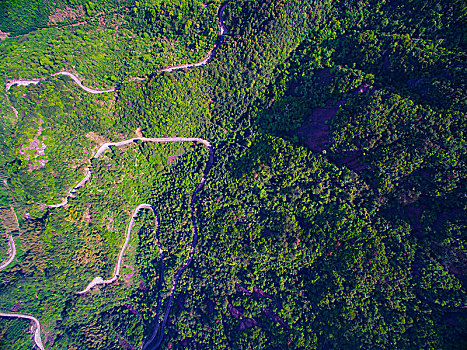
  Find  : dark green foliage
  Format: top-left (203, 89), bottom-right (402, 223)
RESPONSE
top-left (0, 0), bottom-right (466, 349)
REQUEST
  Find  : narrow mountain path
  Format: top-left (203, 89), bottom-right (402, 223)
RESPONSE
top-left (1, 138), bottom-right (212, 350)
top-left (76, 204), bottom-right (160, 294)
top-left (0, 312), bottom-right (44, 350)
top-left (69, 137), bottom-right (212, 294)
top-left (0, 235), bottom-right (15, 271)
top-left (0, 205), bottom-right (20, 271)
top-left (4, 2), bottom-right (229, 120)
top-left (52, 137), bottom-right (212, 350)
top-left (1, 3), bottom-right (227, 349)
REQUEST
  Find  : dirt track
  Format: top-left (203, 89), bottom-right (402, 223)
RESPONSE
top-left (0, 235), bottom-right (15, 271)
top-left (0, 312), bottom-right (44, 350)
top-left (1, 3), bottom-right (226, 349)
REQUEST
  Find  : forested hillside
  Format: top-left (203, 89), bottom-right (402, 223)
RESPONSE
top-left (0, 0), bottom-right (465, 349)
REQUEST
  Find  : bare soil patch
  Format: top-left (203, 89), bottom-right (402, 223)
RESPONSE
top-left (135, 127), bottom-right (144, 138)
top-left (48, 6), bottom-right (85, 25)
top-left (0, 207), bottom-right (20, 232)
top-left (0, 30), bottom-right (10, 40)
top-left (123, 264), bottom-right (135, 287)
top-left (11, 302), bottom-right (22, 312)
top-left (18, 119), bottom-right (48, 172)
top-left (85, 132), bottom-right (108, 147)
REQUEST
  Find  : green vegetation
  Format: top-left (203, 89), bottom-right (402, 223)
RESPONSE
top-left (0, 230), bottom-right (7, 263)
top-left (0, 317), bottom-right (30, 348)
top-left (0, 0), bottom-right (466, 349)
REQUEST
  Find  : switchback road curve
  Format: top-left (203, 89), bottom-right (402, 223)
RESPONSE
top-left (1, 2), bottom-right (226, 348)
top-left (0, 206), bottom-right (20, 272)
top-left (0, 235), bottom-right (15, 271)
top-left (1, 136), bottom-right (213, 350)
top-left (4, 2), bottom-right (229, 120)
top-left (64, 137), bottom-right (213, 349)
top-left (0, 312), bottom-right (44, 350)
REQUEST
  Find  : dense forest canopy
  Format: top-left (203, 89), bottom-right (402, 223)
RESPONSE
top-left (0, 0), bottom-right (466, 349)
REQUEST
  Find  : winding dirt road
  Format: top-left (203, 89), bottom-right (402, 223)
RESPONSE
top-left (0, 234), bottom-right (15, 271)
top-left (4, 2), bottom-right (229, 117)
top-left (0, 205), bottom-right (20, 272)
top-left (1, 136), bottom-right (213, 350)
top-left (0, 312), bottom-right (44, 350)
top-left (69, 137), bottom-right (212, 296)
top-left (76, 204), bottom-right (160, 294)
top-left (50, 137), bottom-right (212, 350)
top-left (0, 211), bottom-right (43, 349)
top-left (1, 3), bottom-right (226, 349)
top-left (160, 2), bottom-right (229, 73)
